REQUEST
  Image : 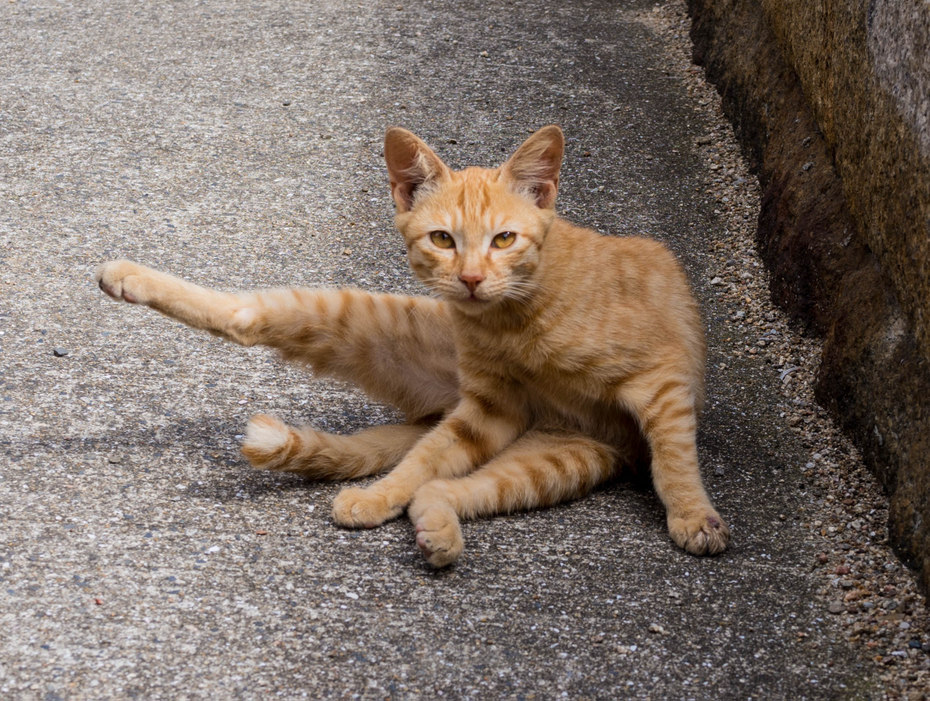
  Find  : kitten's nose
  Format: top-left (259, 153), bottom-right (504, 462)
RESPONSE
top-left (459, 273), bottom-right (485, 293)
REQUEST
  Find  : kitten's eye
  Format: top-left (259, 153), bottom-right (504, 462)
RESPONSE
top-left (429, 230), bottom-right (455, 249)
top-left (491, 231), bottom-right (517, 249)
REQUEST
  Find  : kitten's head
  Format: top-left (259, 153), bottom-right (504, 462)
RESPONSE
top-left (384, 126), bottom-right (564, 314)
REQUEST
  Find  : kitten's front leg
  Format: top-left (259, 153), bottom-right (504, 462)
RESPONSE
top-left (408, 430), bottom-right (617, 567)
top-left (622, 377), bottom-right (729, 556)
top-left (331, 389), bottom-right (527, 528)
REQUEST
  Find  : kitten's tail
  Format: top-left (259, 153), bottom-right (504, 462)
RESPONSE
top-left (241, 415), bottom-right (427, 479)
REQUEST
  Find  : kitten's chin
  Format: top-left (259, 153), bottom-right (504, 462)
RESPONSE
top-left (448, 295), bottom-right (496, 315)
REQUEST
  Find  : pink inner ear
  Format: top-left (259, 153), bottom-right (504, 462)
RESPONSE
top-left (391, 179), bottom-right (416, 212)
top-left (534, 181), bottom-right (558, 209)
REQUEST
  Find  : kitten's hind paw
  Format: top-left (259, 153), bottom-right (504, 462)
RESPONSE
top-left (668, 510), bottom-right (730, 556)
top-left (410, 504), bottom-right (464, 568)
top-left (241, 415), bottom-right (295, 470)
top-left (96, 260), bottom-right (149, 304)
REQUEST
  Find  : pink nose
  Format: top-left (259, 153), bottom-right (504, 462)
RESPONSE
top-left (459, 273), bottom-right (484, 293)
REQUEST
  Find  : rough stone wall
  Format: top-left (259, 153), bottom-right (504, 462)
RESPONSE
top-left (687, 0), bottom-right (930, 592)
top-left (761, 1), bottom-right (930, 353)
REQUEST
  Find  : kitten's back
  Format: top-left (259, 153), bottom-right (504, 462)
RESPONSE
top-left (517, 218), bottom-right (705, 399)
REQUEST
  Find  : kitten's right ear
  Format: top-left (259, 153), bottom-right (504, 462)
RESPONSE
top-left (384, 128), bottom-right (450, 212)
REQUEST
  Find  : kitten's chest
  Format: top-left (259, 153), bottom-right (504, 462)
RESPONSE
top-left (469, 325), bottom-right (617, 403)
top-left (456, 316), bottom-right (636, 440)
top-left (502, 345), bottom-right (620, 436)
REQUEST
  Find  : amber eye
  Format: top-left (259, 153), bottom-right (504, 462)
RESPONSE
top-left (429, 230), bottom-right (455, 249)
top-left (491, 231), bottom-right (517, 249)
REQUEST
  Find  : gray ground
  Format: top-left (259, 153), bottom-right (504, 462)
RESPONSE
top-left (1, 0), bottom-right (921, 698)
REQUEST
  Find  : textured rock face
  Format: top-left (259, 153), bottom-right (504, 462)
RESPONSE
top-left (687, 0), bottom-right (930, 592)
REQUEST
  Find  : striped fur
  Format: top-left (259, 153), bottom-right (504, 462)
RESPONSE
top-left (96, 125), bottom-right (729, 566)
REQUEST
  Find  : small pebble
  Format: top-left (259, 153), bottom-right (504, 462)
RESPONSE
top-left (53, 347), bottom-right (69, 357)
top-left (828, 601), bottom-right (845, 614)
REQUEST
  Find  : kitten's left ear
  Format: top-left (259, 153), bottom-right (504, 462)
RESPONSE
top-left (501, 125), bottom-right (564, 209)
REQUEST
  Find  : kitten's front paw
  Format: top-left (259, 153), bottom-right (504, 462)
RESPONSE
top-left (332, 487), bottom-right (402, 529)
top-left (413, 506), bottom-right (463, 568)
top-left (241, 415), bottom-right (295, 470)
top-left (668, 510), bottom-right (730, 556)
top-left (96, 260), bottom-right (151, 305)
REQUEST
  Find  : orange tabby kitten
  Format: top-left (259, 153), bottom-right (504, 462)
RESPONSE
top-left (96, 126), bottom-right (729, 566)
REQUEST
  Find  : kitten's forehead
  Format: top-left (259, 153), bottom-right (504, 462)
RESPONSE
top-left (449, 166), bottom-right (501, 195)
top-left (428, 166), bottom-right (517, 233)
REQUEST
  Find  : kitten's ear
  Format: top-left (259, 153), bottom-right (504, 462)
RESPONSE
top-left (384, 128), bottom-right (450, 212)
top-left (501, 125), bottom-right (564, 209)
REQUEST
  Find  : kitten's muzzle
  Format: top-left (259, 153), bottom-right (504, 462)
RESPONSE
top-left (458, 273), bottom-right (485, 294)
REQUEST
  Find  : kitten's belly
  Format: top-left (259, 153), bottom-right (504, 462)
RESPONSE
top-left (526, 378), bottom-right (634, 444)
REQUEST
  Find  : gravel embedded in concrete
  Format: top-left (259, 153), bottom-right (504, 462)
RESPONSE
top-left (1, 0), bottom-right (926, 697)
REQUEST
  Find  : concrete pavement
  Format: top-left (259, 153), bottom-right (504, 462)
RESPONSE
top-left (0, 0), bottom-right (900, 697)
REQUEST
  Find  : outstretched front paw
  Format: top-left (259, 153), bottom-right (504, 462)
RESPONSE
top-left (96, 260), bottom-right (152, 305)
top-left (332, 487), bottom-right (402, 529)
top-left (668, 510), bottom-right (730, 556)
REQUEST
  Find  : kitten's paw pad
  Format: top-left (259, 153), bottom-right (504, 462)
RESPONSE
top-left (95, 260), bottom-right (149, 304)
top-left (241, 415), bottom-right (294, 470)
top-left (414, 508), bottom-right (463, 568)
top-left (332, 488), bottom-right (401, 529)
top-left (669, 511), bottom-right (730, 556)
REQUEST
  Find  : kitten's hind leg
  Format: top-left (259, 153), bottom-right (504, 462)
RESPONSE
top-left (241, 415), bottom-right (430, 479)
top-left (96, 260), bottom-right (460, 419)
top-left (97, 260), bottom-right (248, 341)
top-left (407, 431), bottom-right (616, 567)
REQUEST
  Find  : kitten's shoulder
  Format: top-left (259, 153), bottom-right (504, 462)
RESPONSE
top-left (549, 216), bottom-right (678, 262)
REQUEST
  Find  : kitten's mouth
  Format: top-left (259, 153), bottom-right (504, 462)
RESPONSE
top-left (452, 292), bottom-right (491, 309)
top-left (464, 292), bottom-right (492, 305)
